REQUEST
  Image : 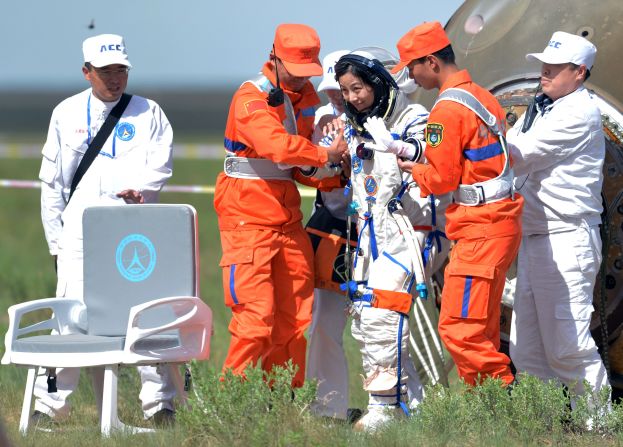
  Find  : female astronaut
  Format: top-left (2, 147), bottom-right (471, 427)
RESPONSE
top-left (332, 48), bottom-right (450, 431)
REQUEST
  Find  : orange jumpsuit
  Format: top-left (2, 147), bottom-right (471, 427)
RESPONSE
top-left (411, 70), bottom-right (523, 385)
top-left (214, 63), bottom-right (343, 387)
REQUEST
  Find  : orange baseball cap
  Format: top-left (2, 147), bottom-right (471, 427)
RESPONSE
top-left (391, 21), bottom-right (451, 73)
top-left (273, 24), bottom-right (322, 77)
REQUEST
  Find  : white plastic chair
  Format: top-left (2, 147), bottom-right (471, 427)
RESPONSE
top-left (2, 204), bottom-right (212, 436)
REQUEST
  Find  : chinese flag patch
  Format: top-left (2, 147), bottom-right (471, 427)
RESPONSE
top-left (244, 100), bottom-right (267, 115)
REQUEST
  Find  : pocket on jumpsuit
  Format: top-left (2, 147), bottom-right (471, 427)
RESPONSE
top-left (39, 151), bottom-right (58, 183)
top-left (571, 226), bottom-right (601, 276)
top-left (554, 302), bottom-right (594, 358)
top-left (219, 246), bottom-right (256, 307)
top-left (445, 262), bottom-right (495, 319)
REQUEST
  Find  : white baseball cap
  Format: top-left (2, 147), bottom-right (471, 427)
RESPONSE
top-left (317, 50), bottom-right (349, 92)
top-left (526, 31), bottom-right (596, 70)
top-left (82, 34), bottom-right (132, 68)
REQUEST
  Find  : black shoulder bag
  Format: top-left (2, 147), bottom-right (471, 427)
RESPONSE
top-left (68, 93), bottom-right (133, 202)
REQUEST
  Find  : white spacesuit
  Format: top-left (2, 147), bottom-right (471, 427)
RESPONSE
top-left (334, 49), bottom-right (450, 431)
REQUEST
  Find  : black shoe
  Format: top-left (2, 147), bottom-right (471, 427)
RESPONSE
top-left (31, 410), bottom-right (57, 432)
top-left (150, 408), bottom-right (175, 427)
top-left (346, 408), bottom-right (364, 425)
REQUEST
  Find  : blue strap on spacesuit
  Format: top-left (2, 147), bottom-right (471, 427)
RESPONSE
top-left (422, 194), bottom-right (447, 267)
top-left (350, 291), bottom-right (374, 307)
top-left (355, 211), bottom-right (379, 265)
top-left (396, 314), bottom-right (410, 416)
top-left (341, 279), bottom-right (367, 298)
top-left (395, 180), bottom-right (409, 202)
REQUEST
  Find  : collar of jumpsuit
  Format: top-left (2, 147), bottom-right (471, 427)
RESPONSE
top-left (438, 69), bottom-right (473, 94)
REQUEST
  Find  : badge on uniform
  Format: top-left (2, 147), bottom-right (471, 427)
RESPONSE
top-left (426, 123), bottom-right (444, 148)
top-left (352, 154), bottom-right (363, 174)
top-left (363, 175), bottom-right (378, 197)
top-left (244, 100), bottom-right (267, 115)
top-left (116, 122), bottom-right (135, 141)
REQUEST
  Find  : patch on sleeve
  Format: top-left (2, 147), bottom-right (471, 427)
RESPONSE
top-left (244, 99), bottom-right (267, 115)
top-left (425, 123), bottom-right (444, 148)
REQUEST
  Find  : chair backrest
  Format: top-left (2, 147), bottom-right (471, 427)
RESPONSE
top-left (82, 204), bottom-right (199, 336)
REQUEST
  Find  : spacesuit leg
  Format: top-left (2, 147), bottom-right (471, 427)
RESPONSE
top-left (352, 306), bottom-right (409, 432)
top-left (353, 235), bottom-right (418, 431)
top-left (306, 287), bottom-right (350, 419)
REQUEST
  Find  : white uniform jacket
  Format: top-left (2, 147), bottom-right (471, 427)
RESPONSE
top-left (507, 86), bottom-right (604, 235)
top-left (39, 88), bottom-right (173, 256)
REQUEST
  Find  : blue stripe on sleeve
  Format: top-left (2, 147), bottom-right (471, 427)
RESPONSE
top-left (300, 106), bottom-right (316, 117)
top-left (224, 137), bottom-right (247, 152)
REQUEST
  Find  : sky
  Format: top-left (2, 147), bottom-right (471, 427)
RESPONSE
top-left (2, 0), bottom-right (464, 90)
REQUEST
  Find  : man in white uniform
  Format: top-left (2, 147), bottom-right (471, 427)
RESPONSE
top-left (508, 32), bottom-right (610, 405)
top-left (36, 33), bottom-right (176, 425)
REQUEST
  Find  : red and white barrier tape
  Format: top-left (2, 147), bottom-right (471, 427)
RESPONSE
top-left (0, 179), bottom-right (316, 197)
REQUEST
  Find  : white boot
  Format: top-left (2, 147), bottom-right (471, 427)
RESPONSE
top-left (353, 405), bottom-right (405, 432)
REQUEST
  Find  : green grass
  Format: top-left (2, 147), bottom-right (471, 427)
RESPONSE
top-left (2, 158), bottom-right (623, 446)
top-left (0, 158), bottom-right (367, 445)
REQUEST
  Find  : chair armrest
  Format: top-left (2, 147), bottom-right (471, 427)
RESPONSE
top-left (124, 296), bottom-right (212, 363)
top-left (2, 298), bottom-right (85, 365)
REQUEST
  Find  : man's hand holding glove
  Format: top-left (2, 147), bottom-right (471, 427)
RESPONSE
top-left (363, 116), bottom-right (423, 162)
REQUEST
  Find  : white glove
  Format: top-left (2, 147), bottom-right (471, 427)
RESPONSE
top-left (363, 116), bottom-right (394, 151)
top-left (364, 116), bottom-right (423, 161)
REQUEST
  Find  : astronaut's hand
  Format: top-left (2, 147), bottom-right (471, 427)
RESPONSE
top-left (325, 128), bottom-right (347, 164)
top-left (364, 116), bottom-right (393, 151)
top-left (364, 116), bottom-right (422, 161)
top-left (117, 189), bottom-right (144, 204)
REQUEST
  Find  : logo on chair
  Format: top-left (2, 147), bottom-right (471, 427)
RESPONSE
top-left (115, 233), bottom-right (156, 282)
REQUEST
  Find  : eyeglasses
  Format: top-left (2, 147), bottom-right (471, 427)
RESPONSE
top-left (92, 66), bottom-right (130, 77)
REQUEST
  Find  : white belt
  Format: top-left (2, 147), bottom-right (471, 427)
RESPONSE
top-left (453, 168), bottom-right (514, 206)
top-left (224, 156), bottom-right (293, 180)
top-left (436, 88), bottom-right (517, 207)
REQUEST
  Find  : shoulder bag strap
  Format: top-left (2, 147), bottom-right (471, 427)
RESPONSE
top-left (68, 93), bottom-right (133, 202)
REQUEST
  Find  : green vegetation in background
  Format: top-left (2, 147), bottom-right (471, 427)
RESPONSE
top-left (3, 159), bottom-right (623, 445)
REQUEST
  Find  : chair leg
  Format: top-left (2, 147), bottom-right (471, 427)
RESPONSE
top-left (100, 364), bottom-right (156, 436)
top-left (19, 367), bottom-right (36, 435)
top-left (101, 365), bottom-right (119, 437)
